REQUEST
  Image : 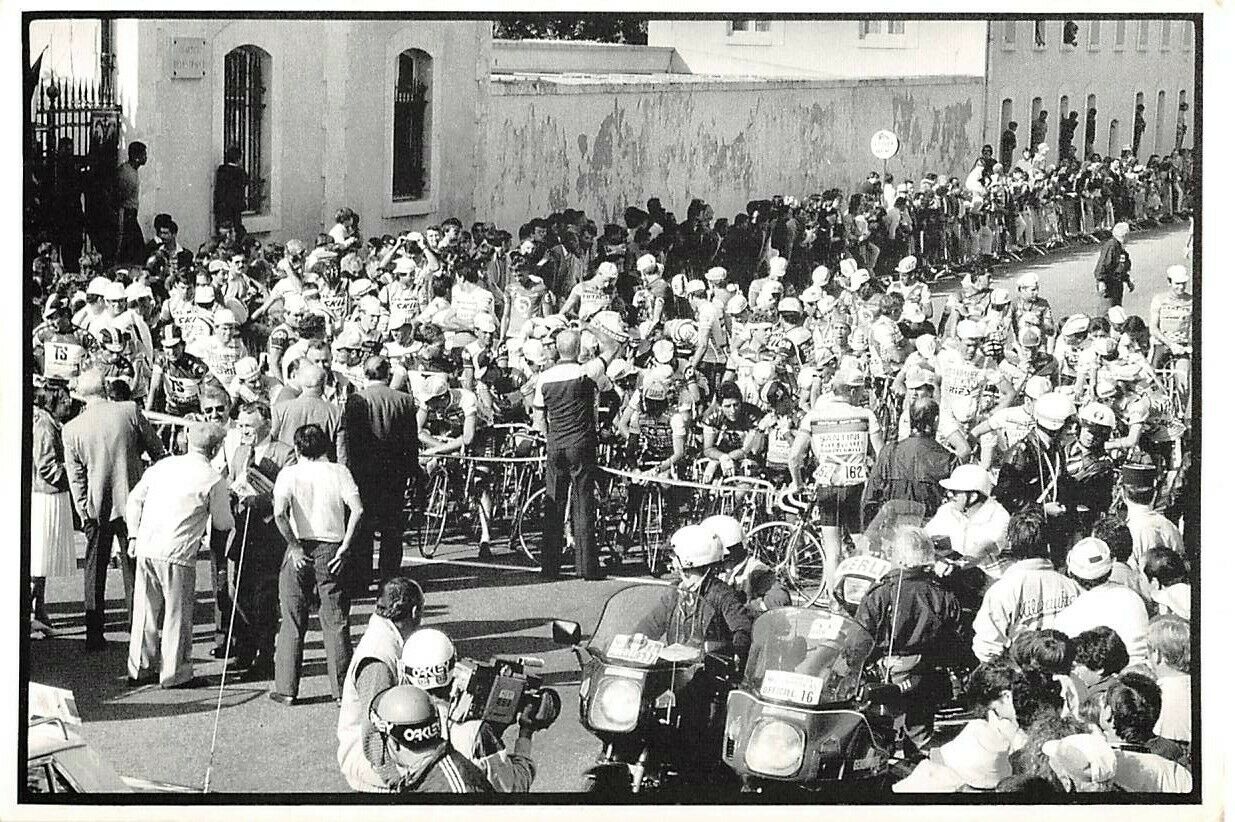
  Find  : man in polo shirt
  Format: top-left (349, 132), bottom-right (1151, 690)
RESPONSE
top-left (533, 329), bottom-right (605, 581)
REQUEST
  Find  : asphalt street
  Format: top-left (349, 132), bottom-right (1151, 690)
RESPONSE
top-left (26, 222), bottom-right (1194, 795)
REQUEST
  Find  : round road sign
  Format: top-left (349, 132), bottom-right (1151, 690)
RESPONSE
top-left (870, 130), bottom-right (900, 160)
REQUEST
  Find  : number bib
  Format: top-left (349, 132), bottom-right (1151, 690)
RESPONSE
top-left (321, 293), bottom-right (350, 322)
top-left (811, 416), bottom-right (870, 486)
top-left (44, 341), bottom-right (84, 379)
top-left (164, 373), bottom-right (200, 405)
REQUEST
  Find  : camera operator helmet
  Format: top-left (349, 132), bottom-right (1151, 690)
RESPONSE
top-left (369, 685), bottom-right (444, 751)
top-left (670, 524), bottom-right (725, 571)
top-left (401, 628), bottom-right (457, 692)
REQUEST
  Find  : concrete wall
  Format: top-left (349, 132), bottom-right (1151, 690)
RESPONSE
top-left (479, 74), bottom-right (984, 231)
top-left (492, 39), bottom-right (686, 74)
top-left (648, 20), bottom-right (987, 79)
top-left (110, 18), bottom-right (489, 248)
top-left (985, 19), bottom-right (1196, 159)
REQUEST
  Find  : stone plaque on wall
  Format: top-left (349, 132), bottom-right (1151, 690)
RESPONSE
top-left (171, 37), bottom-right (207, 79)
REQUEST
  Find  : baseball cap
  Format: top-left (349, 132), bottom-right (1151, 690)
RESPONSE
top-left (125, 281), bottom-right (153, 301)
top-left (234, 357), bottom-right (261, 381)
top-left (725, 294), bottom-right (749, 315)
top-left (1016, 272), bottom-right (1040, 289)
top-left (811, 265), bottom-right (831, 287)
top-left (1034, 392), bottom-right (1077, 431)
top-left (393, 257), bottom-right (417, 275)
top-left (1106, 306), bottom-right (1127, 325)
top-left (207, 259), bottom-right (230, 274)
top-left (606, 358), bottom-right (636, 383)
top-left (1060, 314), bottom-right (1090, 336)
top-left (1023, 376), bottom-right (1052, 399)
top-left (956, 320), bottom-right (985, 340)
top-left (777, 297), bottom-right (803, 314)
top-left (473, 312), bottom-right (497, 334)
top-left (102, 281), bottom-right (127, 301)
top-left (1166, 265), bottom-right (1189, 284)
top-left (1078, 403), bottom-right (1117, 428)
top-left (359, 295), bottom-right (383, 315)
top-left (800, 286), bottom-right (822, 305)
top-left (417, 372), bottom-right (450, 401)
top-left (685, 279), bottom-right (706, 295)
top-left (193, 285), bottom-right (217, 304)
top-left (991, 287), bottom-right (1011, 306)
top-left (595, 261), bottom-right (619, 282)
top-left (847, 269), bottom-right (871, 290)
top-left (334, 327), bottom-right (364, 350)
top-left (1067, 537), bottom-right (1113, 580)
top-left (349, 278), bottom-right (377, 298)
top-left (589, 310), bottom-right (629, 342)
top-left (160, 326), bottom-right (183, 348)
top-left (213, 308), bottom-right (239, 326)
top-left (86, 276), bottom-right (111, 297)
top-left (636, 254), bottom-right (659, 275)
top-left (896, 255), bottom-right (918, 274)
top-left (905, 368), bottom-right (934, 389)
top-left (704, 266), bottom-right (727, 283)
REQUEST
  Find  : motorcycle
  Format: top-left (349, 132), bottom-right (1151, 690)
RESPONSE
top-left (722, 605), bottom-right (903, 793)
top-left (552, 583), bottom-right (738, 795)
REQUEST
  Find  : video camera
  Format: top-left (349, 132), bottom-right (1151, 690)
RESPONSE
top-left (449, 655), bottom-right (558, 728)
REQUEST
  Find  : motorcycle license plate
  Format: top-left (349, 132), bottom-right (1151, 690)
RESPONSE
top-left (759, 670), bottom-right (825, 705)
top-left (607, 635), bottom-right (666, 665)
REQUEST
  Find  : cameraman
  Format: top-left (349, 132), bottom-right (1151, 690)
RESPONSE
top-left (399, 628), bottom-right (557, 792)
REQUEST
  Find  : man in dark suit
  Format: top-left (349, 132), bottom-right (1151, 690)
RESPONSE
top-left (62, 368), bottom-right (165, 649)
top-left (222, 401), bottom-right (296, 678)
top-left (341, 355), bottom-right (419, 596)
top-left (1093, 222), bottom-right (1134, 310)
top-left (213, 146), bottom-right (249, 238)
top-left (271, 362), bottom-right (345, 461)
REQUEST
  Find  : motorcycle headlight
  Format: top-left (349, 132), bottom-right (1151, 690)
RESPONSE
top-left (588, 677), bottom-right (643, 733)
top-left (744, 719), bottom-right (805, 777)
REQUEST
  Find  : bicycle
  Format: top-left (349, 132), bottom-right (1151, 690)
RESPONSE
top-left (744, 487), bottom-right (833, 608)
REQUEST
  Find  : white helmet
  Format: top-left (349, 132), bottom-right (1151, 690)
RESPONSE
top-left (1078, 403), bottom-right (1117, 429)
top-left (400, 628), bottom-right (456, 690)
top-left (700, 515), bottom-right (744, 555)
top-left (670, 525), bottom-right (725, 570)
top-left (1034, 392), bottom-right (1077, 431)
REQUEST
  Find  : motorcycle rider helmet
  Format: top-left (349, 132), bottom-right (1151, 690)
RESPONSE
top-left (400, 628), bottom-right (456, 691)
top-left (1033, 392), bottom-right (1077, 431)
top-left (700, 514), bottom-right (744, 557)
top-left (369, 685), bottom-right (444, 751)
top-left (670, 525), bottom-right (725, 571)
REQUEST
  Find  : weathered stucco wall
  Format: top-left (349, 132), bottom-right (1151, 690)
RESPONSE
top-left (480, 75), bottom-right (983, 230)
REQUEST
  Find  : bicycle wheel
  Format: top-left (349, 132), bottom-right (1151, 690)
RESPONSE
top-left (414, 470), bottom-right (449, 558)
top-left (513, 486), bottom-right (544, 564)
top-left (746, 521), bottom-right (796, 568)
top-left (640, 485), bottom-right (666, 577)
top-left (784, 528), bottom-right (829, 608)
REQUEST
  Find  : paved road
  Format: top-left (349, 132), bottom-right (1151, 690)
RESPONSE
top-left (27, 224), bottom-right (1193, 795)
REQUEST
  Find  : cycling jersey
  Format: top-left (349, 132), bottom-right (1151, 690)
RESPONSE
top-left (800, 396), bottom-right (881, 487)
top-left (504, 279), bottom-right (548, 339)
top-left (381, 279), bottom-right (420, 330)
top-left (632, 408), bottom-right (688, 463)
top-left (35, 327), bottom-right (88, 380)
top-left (1151, 292), bottom-right (1192, 347)
top-left (152, 350), bottom-right (211, 415)
top-left (423, 387), bottom-right (479, 440)
top-left (702, 402), bottom-right (761, 453)
top-left (319, 285), bottom-right (353, 326)
top-left (868, 316), bottom-right (905, 378)
top-left (758, 410), bottom-right (800, 468)
top-left (190, 336), bottom-right (248, 384)
top-left (1011, 297), bottom-right (1055, 336)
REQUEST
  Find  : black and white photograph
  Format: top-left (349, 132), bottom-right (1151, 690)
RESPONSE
top-left (8, 5), bottom-right (1216, 813)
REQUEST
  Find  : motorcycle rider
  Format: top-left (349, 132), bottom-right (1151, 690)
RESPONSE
top-left (364, 684), bottom-right (493, 793)
top-left (337, 577), bottom-right (425, 791)
top-left (854, 525), bottom-right (964, 759)
top-left (701, 514), bottom-right (791, 618)
top-left (398, 628), bottom-right (554, 792)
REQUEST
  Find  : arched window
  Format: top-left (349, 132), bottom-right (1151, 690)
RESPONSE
top-left (1108, 119), bottom-right (1121, 158)
top-left (1084, 94), bottom-right (1098, 158)
top-left (222, 44), bottom-right (271, 215)
top-left (1133, 92), bottom-right (1146, 158)
top-left (392, 48), bottom-right (432, 201)
top-left (1154, 90), bottom-right (1167, 154)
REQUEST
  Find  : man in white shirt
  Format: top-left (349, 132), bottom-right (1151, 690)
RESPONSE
top-left (125, 422), bottom-right (233, 688)
top-left (271, 422), bottom-right (364, 705)
top-left (925, 464), bottom-right (1010, 580)
top-left (1053, 537), bottom-right (1150, 666)
top-left (1123, 484), bottom-right (1184, 569)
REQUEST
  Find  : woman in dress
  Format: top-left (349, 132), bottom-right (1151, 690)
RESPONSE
top-left (30, 377), bottom-right (76, 637)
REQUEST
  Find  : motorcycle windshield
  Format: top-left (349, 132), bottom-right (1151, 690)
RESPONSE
top-left (587, 584), bottom-right (683, 667)
top-left (744, 608), bottom-right (875, 706)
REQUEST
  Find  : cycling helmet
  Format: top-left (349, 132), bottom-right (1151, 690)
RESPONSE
top-left (670, 525), bottom-right (725, 570)
top-left (786, 326), bottom-right (812, 347)
top-left (400, 628), bottom-right (456, 690)
top-left (652, 338), bottom-right (677, 364)
top-left (641, 379), bottom-right (671, 402)
top-left (1033, 392), bottom-right (1077, 431)
top-left (939, 464), bottom-right (994, 496)
top-left (956, 320), bottom-right (985, 340)
top-left (777, 297), bottom-right (803, 315)
top-left (700, 514), bottom-right (744, 556)
top-left (606, 358), bottom-right (636, 383)
top-left (95, 325), bottom-right (128, 352)
top-left (1078, 403), bottom-right (1117, 429)
top-left (666, 319), bottom-right (699, 348)
top-left (369, 685), bottom-right (444, 750)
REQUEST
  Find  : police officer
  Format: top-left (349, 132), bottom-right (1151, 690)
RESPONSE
top-left (1062, 403), bottom-right (1119, 541)
top-left (702, 514), bottom-right (791, 618)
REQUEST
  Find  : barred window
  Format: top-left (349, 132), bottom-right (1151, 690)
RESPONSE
top-left (222, 45), bottom-right (270, 214)
top-left (392, 48), bottom-right (431, 201)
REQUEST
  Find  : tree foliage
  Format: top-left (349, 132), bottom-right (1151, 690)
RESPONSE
top-left (493, 15), bottom-right (648, 45)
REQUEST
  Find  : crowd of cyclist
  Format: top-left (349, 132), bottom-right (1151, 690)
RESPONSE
top-left (27, 138), bottom-right (1195, 793)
